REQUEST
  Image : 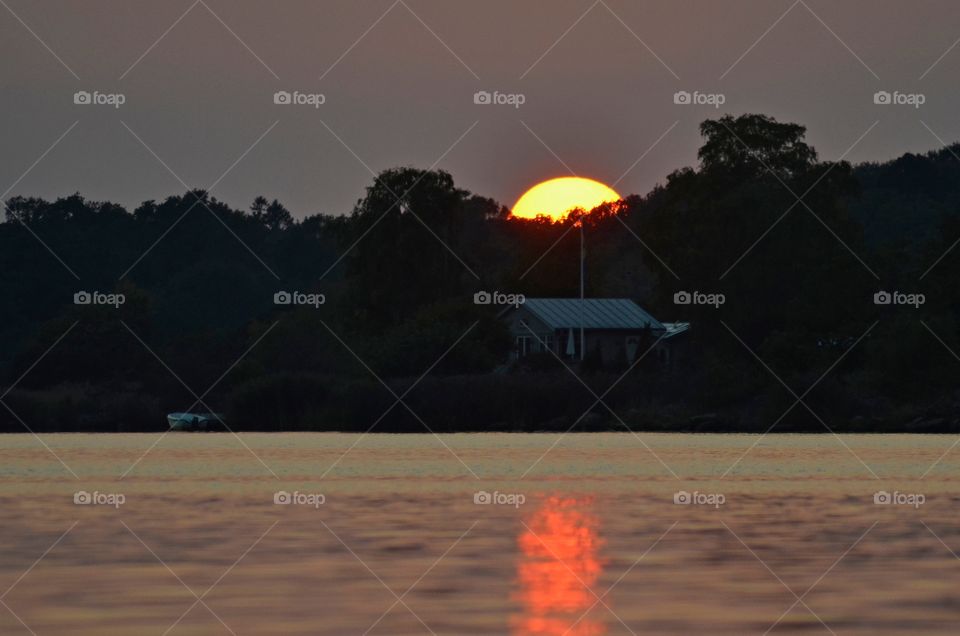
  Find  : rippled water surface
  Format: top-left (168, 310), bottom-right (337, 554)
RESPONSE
top-left (1, 433), bottom-right (958, 635)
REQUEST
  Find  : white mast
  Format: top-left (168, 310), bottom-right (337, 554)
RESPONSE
top-left (579, 212), bottom-right (585, 361)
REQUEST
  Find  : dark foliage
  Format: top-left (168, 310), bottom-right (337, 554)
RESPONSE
top-left (2, 114), bottom-right (960, 432)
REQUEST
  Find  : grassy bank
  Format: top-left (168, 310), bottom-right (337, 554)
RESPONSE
top-left (3, 373), bottom-right (959, 434)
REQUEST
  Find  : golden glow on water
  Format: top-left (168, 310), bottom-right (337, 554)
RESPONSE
top-left (514, 496), bottom-right (605, 635)
top-left (2, 433), bottom-right (960, 634)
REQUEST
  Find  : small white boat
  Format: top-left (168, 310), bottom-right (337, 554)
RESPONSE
top-left (167, 412), bottom-right (225, 431)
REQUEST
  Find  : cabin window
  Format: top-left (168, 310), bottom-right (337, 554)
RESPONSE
top-left (515, 336), bottom-right (531, 357)
top-left (541, 335), bottom-right (554, 353)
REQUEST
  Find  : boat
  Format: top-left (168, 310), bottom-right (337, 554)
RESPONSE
top-left (167, 412), bottom-right (225, 431)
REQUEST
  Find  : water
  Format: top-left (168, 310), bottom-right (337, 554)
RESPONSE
top-left (0, 433), bottom-right (958, 635)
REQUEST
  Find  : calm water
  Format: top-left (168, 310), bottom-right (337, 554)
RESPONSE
top-left (0, 433), bottom-right (958, 635)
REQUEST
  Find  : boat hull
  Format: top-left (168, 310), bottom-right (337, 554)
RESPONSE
top-left (167, 413), bottom-right (224, 431)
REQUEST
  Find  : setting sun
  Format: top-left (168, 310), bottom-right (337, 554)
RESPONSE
top-left (511, 177), bottom-right (621, 220)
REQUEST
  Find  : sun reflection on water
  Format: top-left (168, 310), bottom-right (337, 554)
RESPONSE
top-left (513, 496), bottom-right (606, 636)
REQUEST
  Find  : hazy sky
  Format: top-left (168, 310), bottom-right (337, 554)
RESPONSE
top-left (3, 0), bottom-right (959, 217)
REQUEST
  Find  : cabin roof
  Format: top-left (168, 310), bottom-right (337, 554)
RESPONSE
top-left (661, 322), bottom-right (690, 339)
top-left (518, 298), bottom-right (666, 331)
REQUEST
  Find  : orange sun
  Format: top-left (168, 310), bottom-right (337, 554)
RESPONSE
top-left (511, 177), bottom-right (621, 221)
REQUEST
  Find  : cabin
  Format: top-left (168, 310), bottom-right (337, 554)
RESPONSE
top-left (499, 298), bottom-right (688, 366)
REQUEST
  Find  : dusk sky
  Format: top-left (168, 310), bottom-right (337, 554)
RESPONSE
top-left (3, 0), bottom-right (960, 216)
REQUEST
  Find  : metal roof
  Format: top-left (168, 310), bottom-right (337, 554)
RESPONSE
top-left (661, 322), bottom-right (690, 339)
top-left (521, 298), bottom-right (666, 331)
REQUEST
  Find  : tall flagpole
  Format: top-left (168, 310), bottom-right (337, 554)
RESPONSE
top-left (579, 212), bottom-right (585, 361)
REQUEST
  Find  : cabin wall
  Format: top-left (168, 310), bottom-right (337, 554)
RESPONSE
top-left (504, 307), bottom-right (556, 360)
top-left (588, 330), bottom-right (647, 364)
top-left (553, 329), bottom-right (662, 364)
top-left (502, 307), bottom-right (681, 365)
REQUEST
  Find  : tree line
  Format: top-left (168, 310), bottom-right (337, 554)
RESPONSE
top-left (2, 114), bottom-right (960, 432)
